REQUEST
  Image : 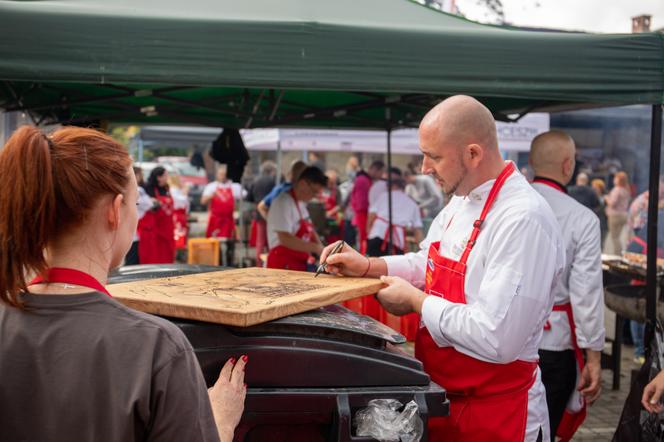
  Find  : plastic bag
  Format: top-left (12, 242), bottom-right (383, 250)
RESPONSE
top-left (354, 399), bottom-right (423, 442)
top-left (613, 321), bottom-right (664, 441)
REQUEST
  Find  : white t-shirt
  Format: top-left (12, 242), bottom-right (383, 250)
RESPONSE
top-left (170, 187), bottom-right (190, 211)
top-left (267, 191), bottom-right (311, 250)
top-left (533, 182), bottom-right (605, 352)
top-left (368, 180), bottom-right (387, 207)
top-left (368, 189), bottom-right (422, 250)
top-left (383, 165), bottom-right (565, 442)
top-left (202, 181), bottom-right (244, 200)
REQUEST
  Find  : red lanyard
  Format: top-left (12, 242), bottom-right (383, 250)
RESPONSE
top-left (29, 267), bottom-right (111, 297)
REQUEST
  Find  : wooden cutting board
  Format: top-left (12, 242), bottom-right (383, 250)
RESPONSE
top-left (108, 267), bottom-right (385, 327)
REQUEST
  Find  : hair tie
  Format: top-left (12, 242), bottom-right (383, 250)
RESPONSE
top-left (42, 134), bottom-right (53, 150)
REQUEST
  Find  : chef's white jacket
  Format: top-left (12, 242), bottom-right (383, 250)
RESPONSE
top-left (533, 182), bottom-right (605, 352)
top-left (383, 168), bottom-right (565, 442)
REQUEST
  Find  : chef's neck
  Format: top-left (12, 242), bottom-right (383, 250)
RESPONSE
top-left (531, 167), bottom-right (570, 187)
top-left (458, 157), bottom-right (508, 197)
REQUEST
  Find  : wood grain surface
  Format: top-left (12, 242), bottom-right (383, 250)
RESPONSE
top-left (108, 267), bottom-right (385, 327)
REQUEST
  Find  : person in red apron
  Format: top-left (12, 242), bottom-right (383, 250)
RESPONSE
top-left (138, 166), bottom-right (176, 264)
top-left (0, 126), bottom-right (246, 442)
top-left (529, 131), bottom-right (604, 441)
top-left (266, 166), bottom-right (328, 271)
top-left (321, 169), bottom-right (343, 245)
top-left (202, 167), bottom-right (244, 266)
top-left (350, 161), bottom-right (385, 254)
top-left (321, 96), bottom-right (565, 442)
top-left (365, 167), bottom-right (424, 339)
top-left (203, 167), bottom-right (243, 240)
top-left (168, 175), bottom-right (190, 250)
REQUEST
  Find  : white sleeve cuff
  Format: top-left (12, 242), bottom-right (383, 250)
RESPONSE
top-left (383, 255), bottom-right (413, 280)
top-left (421, 295), bottom-right (452, 347)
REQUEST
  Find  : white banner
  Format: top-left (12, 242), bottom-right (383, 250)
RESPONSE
top-left (240, 113), bottom-right (549, 154)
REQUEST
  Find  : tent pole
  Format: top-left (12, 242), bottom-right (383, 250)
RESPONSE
top-left (138, 137), bottom-right (144, 163)
top-left (386, 108), bottom-right (393, 254)
top-left (276, 139), bottom-right (282, 186)
top-left (645, 104), bottom-right (662, 345)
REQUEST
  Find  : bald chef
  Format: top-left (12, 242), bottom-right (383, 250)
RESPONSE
top-left (529, 131), bottom-right (604, 442)
top-left (321, 95), bottom-right (565, 442)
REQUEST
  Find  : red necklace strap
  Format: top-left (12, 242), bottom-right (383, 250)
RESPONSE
top-left (29, 267), bottom-right (111, 297)
top-left (459, 162), bottom-right (516, 264)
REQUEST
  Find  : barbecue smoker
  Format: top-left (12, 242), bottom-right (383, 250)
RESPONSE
top-left (110, 265), bottom-right (449, 441)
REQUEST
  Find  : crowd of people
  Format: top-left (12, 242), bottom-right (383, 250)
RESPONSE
top-left (124, 148), bottom-right (446, 272)
top-left (3, 95), bottom-right (664, 441)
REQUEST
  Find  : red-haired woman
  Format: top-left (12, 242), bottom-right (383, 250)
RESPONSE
top-left (0, 126), bottom-right (246, 442)
top-left (139, 166), bottom-right (176, 263)
top-left (604, 171), bottom-right (631, 255)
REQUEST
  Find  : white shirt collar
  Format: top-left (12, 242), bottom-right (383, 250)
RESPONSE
top-left (466, 178), bottom-right (497, 202)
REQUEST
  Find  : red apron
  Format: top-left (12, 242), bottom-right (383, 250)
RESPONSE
top-left (545, 304), bottom-right (587, 442)
top-left (207, 185), bottom-right (236, 239)
top-left (30, 267), bottom-right (111, 297)
top-left (375, 215), bottom-right (407, 254)
top-left (266, 190), bottom-right (315, 271)
top-left (173, 208), bottom-right (188, 249)
top-left (415, 162), bottom-right (539, 441)
top-left (534, 178), bottom-right (587, 440)
top-left (138, 187), bottom-right (175, 264)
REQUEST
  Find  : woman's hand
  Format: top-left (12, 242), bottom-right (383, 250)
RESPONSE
top-left (208, 356), bottom-right (248, 442)
top-left (642, 369), bottom-right (664, 414)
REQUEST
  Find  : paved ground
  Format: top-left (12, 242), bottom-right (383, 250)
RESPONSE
top-left (573, 344), bottom-right (638, 441)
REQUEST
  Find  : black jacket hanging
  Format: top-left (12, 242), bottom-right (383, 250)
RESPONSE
top-left (210, 128), bottom-right (250, 182)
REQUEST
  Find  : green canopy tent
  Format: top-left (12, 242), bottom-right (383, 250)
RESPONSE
top-left (0, 0), bottom-right (663, 331)
top-left (0, 0), bottom-right (662, 128)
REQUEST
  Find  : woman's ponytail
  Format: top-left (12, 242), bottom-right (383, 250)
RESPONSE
top-left (0, 126), bottom-right (57, 306)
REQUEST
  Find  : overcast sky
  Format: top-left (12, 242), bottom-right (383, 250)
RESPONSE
top-left (454, 0), bottom-right (664, 33)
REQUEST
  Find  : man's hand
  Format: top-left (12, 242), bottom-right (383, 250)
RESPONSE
top-left (208, 356), bottom-right (248, 442)
top-left (320, 242), bottom-right (371, 277)
top-left (642, 369), bottom-right (664, 414)
top-left (578, 350), bottom-right (602, 405)
top-left (376, 275), bottom-right (428, 316)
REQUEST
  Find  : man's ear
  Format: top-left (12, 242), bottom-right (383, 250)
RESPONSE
top-left (562, 157), bottom-right (574, 178)
top-left (107, 194), bottom-right (124, 229)
top-left (466, 143), bottom-right (484, 168)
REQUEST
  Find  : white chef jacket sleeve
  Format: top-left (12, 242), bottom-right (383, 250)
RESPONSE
top-left (421, 215), bottom-right (563, 363)
top-left (569, 215), bottom-right (605, 351)
top-left (202, 182), bottom-right (217, 198)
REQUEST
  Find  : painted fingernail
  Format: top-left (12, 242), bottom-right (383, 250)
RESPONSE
top-left (229, 357), bottom-right (236, 364)
top-left (241, 355), bottom-right (248, 362)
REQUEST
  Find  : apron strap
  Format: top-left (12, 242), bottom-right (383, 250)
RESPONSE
top-left (552, 303), bottom-right (585, 371)
top-left (459, 162), bottom-right (516, 264)
top-left (375, 215), bottom-right (407, 252)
